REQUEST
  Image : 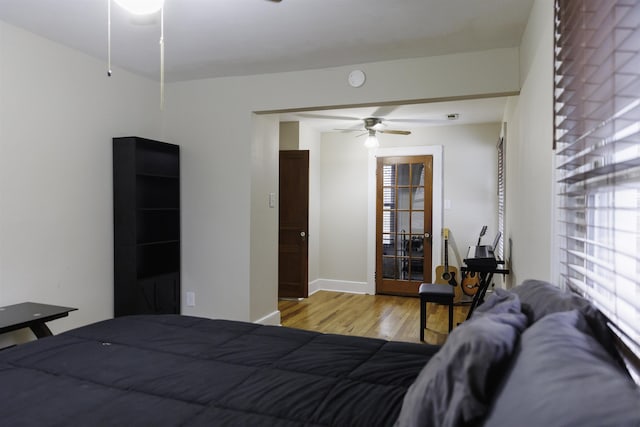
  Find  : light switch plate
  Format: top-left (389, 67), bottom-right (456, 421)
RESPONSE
top-left (186, 292), bottom-right (195, 307)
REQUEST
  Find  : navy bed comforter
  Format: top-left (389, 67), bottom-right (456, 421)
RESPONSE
top-left (0, 315), bottom-right (439, 426)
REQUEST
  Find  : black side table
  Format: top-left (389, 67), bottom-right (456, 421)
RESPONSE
top-left (0, 302), bottom-right (77, 339)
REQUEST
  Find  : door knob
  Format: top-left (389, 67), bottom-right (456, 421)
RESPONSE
top-left (300, 231), bottom-right (306, 241)
top-left (424, 232), bottom-right (431, 239)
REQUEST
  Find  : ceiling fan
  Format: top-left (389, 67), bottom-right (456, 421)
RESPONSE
top-left (365, 117), bottom-right (410, 135)
top-left (336, 117), bottom-right (411, 135)
top-left (290, 106), bottom-right (456, 147)
top-left (336, 117), bottom-right (411, 148)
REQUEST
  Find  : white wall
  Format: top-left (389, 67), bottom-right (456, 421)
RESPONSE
top-left (318, 123), bottom-right (500, 290)
top-left (162, 83), bottom-right (254, 321)
top-left (407, 124), bottom-right (500, 263)
top-left (164, 48), bottom-right (518, 322)
top-left (0, 20), bottom-right (521, 333)
top-left (279, 121), bottom-right (299, 151)
top-left (319, 132), bottom-right (371, 284)
top-left (502, 0), bottom-right (554, 287)
top-left (0, 22), bottom-right (161, 345)
top-left (250, 114), bottom-right (279, 324)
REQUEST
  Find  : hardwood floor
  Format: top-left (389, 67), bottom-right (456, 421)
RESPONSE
top-left (279, 290), bottom-right (470, 345)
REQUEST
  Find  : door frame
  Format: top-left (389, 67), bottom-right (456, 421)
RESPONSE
top-left (367, 146), bottom-right (443, 295)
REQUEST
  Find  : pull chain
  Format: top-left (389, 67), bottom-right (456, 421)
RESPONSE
top-left (160, 6), bottom-right (164, 109)
top-left (107, 0), bottom-right (165, 108)
top-left (107, 0), bottom-right (112, 76)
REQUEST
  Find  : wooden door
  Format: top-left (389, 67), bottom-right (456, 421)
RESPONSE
top-left (278, 150), bottom-right (309, 298)
top-left (376, 155), bottom-right (433, 296)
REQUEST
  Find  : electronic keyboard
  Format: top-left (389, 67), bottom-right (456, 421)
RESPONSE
top-left (464, 245), bottom-right (497, 269)
top-left (464, 232), bottom-right (501, 270)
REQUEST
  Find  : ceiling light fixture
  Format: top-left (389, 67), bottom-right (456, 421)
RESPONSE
top-left (107, 0), bottom-right (165, 108)
top-left (364, 130), bottom-right (379, 149)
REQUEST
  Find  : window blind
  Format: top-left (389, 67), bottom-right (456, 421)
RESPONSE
top-left (554, 0), bottom-right (640, 357)
top-left (497, 136), bottom-right (505, 260)
top-left (382, 164), bottom-right (395, 246)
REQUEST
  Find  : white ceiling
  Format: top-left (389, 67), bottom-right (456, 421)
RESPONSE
top-left (0, 0), bottom-right (532, 129)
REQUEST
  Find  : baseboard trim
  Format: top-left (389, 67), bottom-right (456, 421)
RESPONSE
top-left (254, 310), bottom-right (281, 326)
top-left (309, 279), bottom-right (369, 295)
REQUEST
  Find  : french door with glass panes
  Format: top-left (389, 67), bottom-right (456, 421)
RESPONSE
top-left (376, 155), bottom-right (433, 296)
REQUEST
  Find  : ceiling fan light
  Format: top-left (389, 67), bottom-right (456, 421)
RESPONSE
top-left (364, 133), bottom-right (379, 149)
top-left (114, 0), bottom-right (164, 15)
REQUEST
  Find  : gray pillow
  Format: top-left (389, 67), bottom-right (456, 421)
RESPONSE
top-left (483, 310), bottom-right (640, 427)
top-left (473, 288), bottom-right (522, 316)
top-left (512, 279), bottom-right (621, 365)
top-left (395, 309), bottom-right (528, 427)
top-left (512, 279), bottom-right (592, 322)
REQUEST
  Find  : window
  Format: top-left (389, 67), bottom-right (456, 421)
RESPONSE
top-left (497, 134), bottom-right (505, 260)
top-left (554, 0), bottom-right (640, 361)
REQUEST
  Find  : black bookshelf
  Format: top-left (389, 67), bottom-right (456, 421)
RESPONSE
top-left (113, 137), bottom-right (180, 316)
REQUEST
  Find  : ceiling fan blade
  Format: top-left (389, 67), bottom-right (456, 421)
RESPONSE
top-left (385, 118), bottom-right (449, 124)
top-left (371, 105), bottom-right (399, 118)
top-left (379, 129), bottom-right (411, 135)
top-left (333, 128), bottom-right (364, 132)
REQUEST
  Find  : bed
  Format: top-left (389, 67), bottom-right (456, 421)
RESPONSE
top-left (1, 281), bottom-right (639, 426)
top-left (0, 314), bottom-right (439, 426)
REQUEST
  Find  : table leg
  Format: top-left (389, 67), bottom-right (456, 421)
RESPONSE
top-left (30, 322), bottom-right (53, 339)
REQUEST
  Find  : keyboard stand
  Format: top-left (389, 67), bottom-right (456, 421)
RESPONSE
top-left (461, 261), bottom-right (509, 319)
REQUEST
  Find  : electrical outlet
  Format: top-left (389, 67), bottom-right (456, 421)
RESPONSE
top-left (186, 291), bottom-right (195, 307)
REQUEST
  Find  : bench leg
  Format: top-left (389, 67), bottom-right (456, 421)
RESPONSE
top-left (420, 297), bottom-right (426, 341)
